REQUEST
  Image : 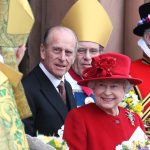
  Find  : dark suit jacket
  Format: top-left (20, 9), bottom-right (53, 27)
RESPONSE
top-left (22, 65), bottom-right (76, 136)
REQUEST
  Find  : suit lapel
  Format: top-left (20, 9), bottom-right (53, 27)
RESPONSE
top-left (65, 80), bottom-right (76, 110)
top-left (35, 66), bottom-right (68, 120)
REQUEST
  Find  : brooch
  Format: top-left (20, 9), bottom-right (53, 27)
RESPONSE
top-left (126, 111), bottom-right (135, 126)
top-left (84, 97), bottom-right (94, 104)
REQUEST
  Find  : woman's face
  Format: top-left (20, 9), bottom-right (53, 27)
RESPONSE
top-left (93, 79), bottom-right (125, 114)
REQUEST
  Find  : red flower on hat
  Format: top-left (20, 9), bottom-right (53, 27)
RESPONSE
top-left (83, 56), bottom-right (116, 79)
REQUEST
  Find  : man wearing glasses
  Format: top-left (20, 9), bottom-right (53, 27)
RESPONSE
top-left (62, 0), bottom-right (113, 107)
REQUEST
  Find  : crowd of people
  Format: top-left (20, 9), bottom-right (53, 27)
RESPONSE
top-left (0, 0), bottom-right (150, 150)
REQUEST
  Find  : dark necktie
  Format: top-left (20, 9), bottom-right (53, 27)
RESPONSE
top-left (57, 81), bottom-right (66, 104)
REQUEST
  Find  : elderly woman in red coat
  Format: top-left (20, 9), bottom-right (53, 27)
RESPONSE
top-left (63, 52), bottom-right (145, 150)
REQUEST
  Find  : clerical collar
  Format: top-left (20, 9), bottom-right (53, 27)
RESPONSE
top-left (39, 63), bottom-right (64, 88)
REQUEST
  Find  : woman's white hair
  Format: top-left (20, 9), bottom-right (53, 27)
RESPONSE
top-left (123, 80), bottom-right (133, 93)
top-left (88, 79), bottom-right (133, 94)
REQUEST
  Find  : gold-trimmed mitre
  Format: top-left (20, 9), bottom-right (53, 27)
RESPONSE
top-left (62, 0), bottom-right (113, 47)
top-left (0, 0), bottom-right (34, 119)
top-left (0, 0), bottom-right (34, 47)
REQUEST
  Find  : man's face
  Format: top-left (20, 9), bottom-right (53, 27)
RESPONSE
top-left (72, 41), bottom-right (103, 76)
top-left (40, 29), bottom-right (77, 79)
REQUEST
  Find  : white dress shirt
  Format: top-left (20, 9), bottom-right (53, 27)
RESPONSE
top-left (39, 63), bottom-right (65, 92)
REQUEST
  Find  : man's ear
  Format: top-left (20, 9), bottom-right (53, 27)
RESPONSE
top-left (40, 44), bottom-right (46, 60)
top-left (71, 53), bottom-right (76, 65)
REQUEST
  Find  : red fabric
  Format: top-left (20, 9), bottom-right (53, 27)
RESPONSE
top-left (63, 103), bottom-right (145, 150)
top-left (131, 59), bottom-right (150, 99)
top-left (68, 68), bottom-right (92, 96)
top-left (78, 53), bottom-right (142, 86)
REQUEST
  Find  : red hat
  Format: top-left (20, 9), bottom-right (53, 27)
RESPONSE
top-left (78, 52), bottom-right (142, 86)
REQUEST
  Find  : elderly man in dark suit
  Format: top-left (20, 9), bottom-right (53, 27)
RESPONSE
top-left (22, 26), bottom-right (78, 136)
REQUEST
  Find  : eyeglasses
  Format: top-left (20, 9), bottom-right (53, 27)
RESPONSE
top-left (77, 47), bottom-right (103, 55)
